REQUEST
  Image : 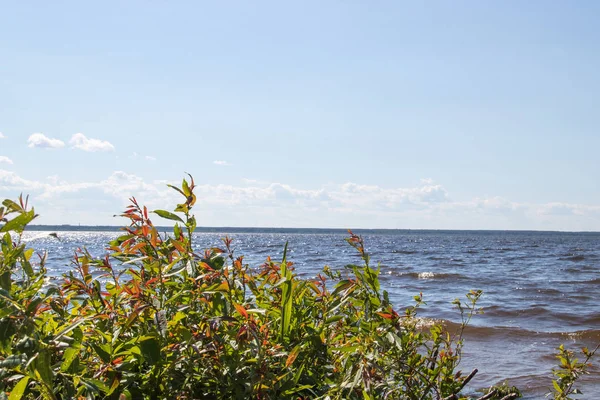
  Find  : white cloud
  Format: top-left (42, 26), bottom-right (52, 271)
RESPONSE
top-left (1, 170), bottom-right (600, 230)
top-left (27, 133), bottom-right (65, 149)
top-left (99, 171), bottom-right (158, 198)
top-left (46, 175), bottom-right (60, 185)
top-left (0, 169), bottom-right (44, 190)
top-left (213, 160), bottom-right (231, 166)
top-left (0, 156), bottom-right (13, 164)
top-left (537, 202), bottom-right (586, 216)
top-left (145, 156), bottom-right (156, 161)
top-left (473, 196), bottom-right (518, 212)
top-left (0, 132), bottom-right (5, 139)
top-left (335, 181), bottom-right (448, 209)
top-left (69, 133), bottom-right (115, 152)
top-left (0, 170), bottom-right (178, 214)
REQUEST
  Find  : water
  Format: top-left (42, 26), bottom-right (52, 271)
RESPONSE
top-left (22, 229), bottom-right (600, 397)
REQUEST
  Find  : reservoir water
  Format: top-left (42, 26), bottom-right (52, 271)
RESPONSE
top-left (23, 228), bottom-right (600, 398)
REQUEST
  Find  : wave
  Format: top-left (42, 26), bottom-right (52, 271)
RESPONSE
top-left (392, 250), bottom-right (417, 254)
top-left (481, 247), bottom-right (517, 252)
top-left (436, 319), bottom-right (600, 342)
top-left (573, 277), bottom-right (600, 284)
top-left (559, 255), bottom-right (586, 261)
top-left (479, 305), bottom-right (598, 326)
top-left (389, 271), bottom-right (468, 280)
top-left (534, 288), bottom-right (562, 295)
top-left (482, 305), bottom-right (550, 318)
top-left (582, 315), bottom-right (600, 325)
top-left (304, 257), bottom-right (332, 263)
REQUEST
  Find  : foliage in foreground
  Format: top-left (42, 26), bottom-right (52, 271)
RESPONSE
top-left (0, 177), bottom-right (593, 399)
top-left (550, 343), bottom-right (599, 400)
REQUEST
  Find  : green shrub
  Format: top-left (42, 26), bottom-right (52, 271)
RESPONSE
top-left (550, 343), bottom-right (599, 400)
top-left (0, 177), bottom-right (594, 399)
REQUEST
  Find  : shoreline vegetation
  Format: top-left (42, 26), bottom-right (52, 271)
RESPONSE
top-left (1, 176), bottom-right (596, 399)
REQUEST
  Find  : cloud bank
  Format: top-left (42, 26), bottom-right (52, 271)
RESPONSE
top-left (0, 156), bottom-right (13, 165)
top-left (0, 170), bottom-right (599, 230)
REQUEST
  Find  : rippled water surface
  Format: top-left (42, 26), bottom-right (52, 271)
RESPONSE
top-left (23, 229), bottom-right (600, 397)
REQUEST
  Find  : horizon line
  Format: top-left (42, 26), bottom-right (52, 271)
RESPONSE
top-left (25, 224), bottom-right (600, 234)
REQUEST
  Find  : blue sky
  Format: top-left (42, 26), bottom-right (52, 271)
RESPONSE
top-left (1, 1), bottom-right (599, 230)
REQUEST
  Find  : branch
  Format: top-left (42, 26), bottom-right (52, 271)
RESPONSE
top-left (441, 369), bottom-right (478, 400)
top-left (475, 389), bottom-right (497, 400)
top-left (499, 395), bottom-right (520, 400)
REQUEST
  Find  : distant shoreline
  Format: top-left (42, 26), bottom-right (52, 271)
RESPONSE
top-left (26, 225), bottom-right (600, 235)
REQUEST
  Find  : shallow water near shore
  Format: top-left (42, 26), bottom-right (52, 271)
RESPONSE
top-left (24, 228), bottom-right (600, 397)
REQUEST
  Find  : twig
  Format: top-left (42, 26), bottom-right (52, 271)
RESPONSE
top-left (499, 394), bottom-right (519, 400)
top-left (441, 369), bottom-right (478, 400)
top-left (475, 389), bottom-right (497, 400)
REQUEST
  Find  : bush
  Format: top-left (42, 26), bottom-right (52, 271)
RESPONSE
top-left (550, 343), bottom-right (599, 400)
top-left (0, 177), bottom-right (588, 399)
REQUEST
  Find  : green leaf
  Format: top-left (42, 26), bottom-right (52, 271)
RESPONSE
top-left (0, 271), bottom-right (10, 291)
top-left (152, 210), bottom-right (184, 223)
top-left (336, 345), bottom-right (360, 353)
top-left (21, 259), bottom-right (34, 277)
top-left (0, 355), bottom-right (25, 368)
top-left (173, 223), bottom-right (181, 238)
top-left (182, 179), bottom-right (191, 197)
top-left (53, 316), bottom-right (92, 341)
top-left (174, 203), bottom-right (189, 213)
top-left (91, 343), bottom-right (112, 364)
top-left (209, 256), bottom-right (225, 270)
top-left (280, 242), bottom-right (293, 343)
top-left (61, 347), bottom-right (79, 372)
top-left (0, 289), bottom-right (24, 311)
top-left (26, 298), bottom-right (42, 316)
top-left (332, 280), bottom-right (353, 297)
top-left (80, 378), bottom-right (109, 395)
top-left (552, 379), bottom-right (563, 394)
top-left (8, 376), bottom-right (29, 400)
top-left (351, 365), bottom-right (363, 390)
top-left (34, 349), bottom-right (53, 386)
top-left (2, 199), bottom-right (22, 213)
top-left (167, 184), bottom-right (186, 197)
top-left (139, 336), bottom-right (161, 365)
top-left (188, 215), bottom-right (197, 232)
top-left (325, 315), bottom-right (344, 325)
top-left (0, 209), bottom-right (37, 233)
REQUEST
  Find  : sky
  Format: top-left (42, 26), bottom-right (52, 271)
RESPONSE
top-left (1, 1), bottom-right (599, 230)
